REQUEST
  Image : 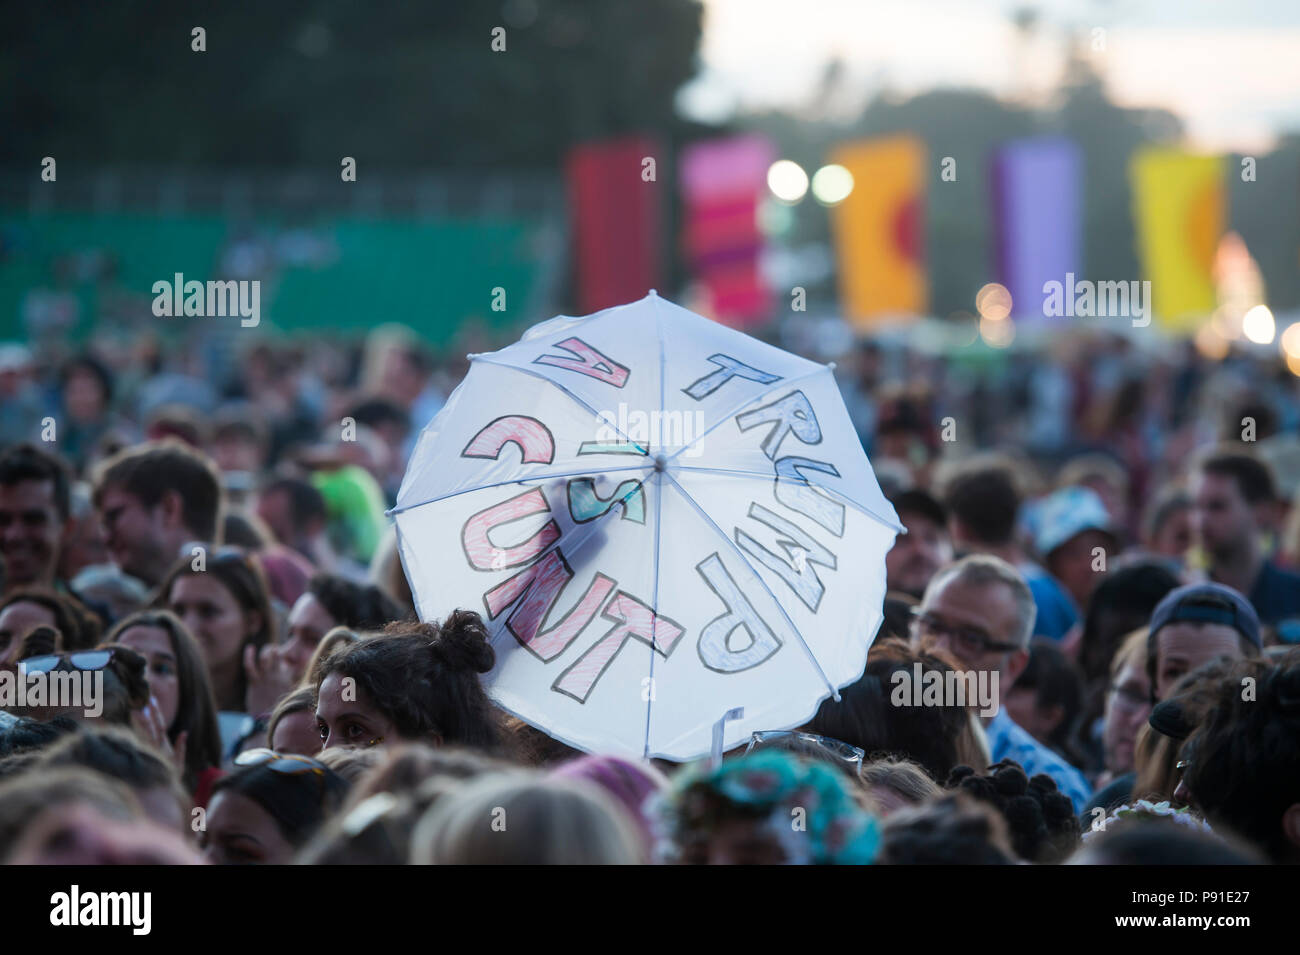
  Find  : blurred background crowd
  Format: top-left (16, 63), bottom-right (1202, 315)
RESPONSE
top-left (0, 0), bottom-right (1298, 865)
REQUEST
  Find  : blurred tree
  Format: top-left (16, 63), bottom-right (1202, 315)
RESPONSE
top-left (1, 0), bottom-right (704, 169)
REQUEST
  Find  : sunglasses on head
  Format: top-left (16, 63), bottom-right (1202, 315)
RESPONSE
top-left (19, 649), bottom-right (116, 676)
top-left (234, 747), bottom-right (329, 776)
top-left (744, 730), bottom-right (866, 767)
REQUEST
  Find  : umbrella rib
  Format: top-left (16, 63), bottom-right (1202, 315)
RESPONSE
top-left (663, 364), bottom-right (831, 467)
top-left (662, 471), bottom-right (839, 701)
top-left (642, 293), bottom-right (669, 756)
top-left (670, 463), bottom-right (905, 533)
top-left (387, 464), bottom-right (650, 516)
top-left (469, 354), bottom-right (647, 451)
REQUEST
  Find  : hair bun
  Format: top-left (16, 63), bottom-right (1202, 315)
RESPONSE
top-left (436, 610), bottom-right (495, 674)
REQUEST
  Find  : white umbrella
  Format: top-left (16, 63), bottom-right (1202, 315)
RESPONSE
top-left (393, 292), bottom-right (901, 761)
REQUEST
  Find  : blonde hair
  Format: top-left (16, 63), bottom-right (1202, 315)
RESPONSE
top-left (410, 772), bottom-right (642, 865)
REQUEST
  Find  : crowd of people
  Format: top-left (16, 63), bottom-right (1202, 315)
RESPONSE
top-left (0, 322), bottom-right (1297, 865)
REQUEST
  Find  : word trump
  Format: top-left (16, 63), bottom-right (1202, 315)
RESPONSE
top-left (890, 662), bottom-right (1000, 718)
top-left (50, 886), bottom-right (151, 935)
top-left (152, 273), bottom-right (260, 327)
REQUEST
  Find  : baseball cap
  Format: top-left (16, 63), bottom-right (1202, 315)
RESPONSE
top-left (1030, 485), bottom-right (1115, 556)
top-left (1148, 582), bottom-right (1262, 650)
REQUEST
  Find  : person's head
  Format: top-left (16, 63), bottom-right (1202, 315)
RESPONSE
top-left (939, 458), bottom-right (1021, 549)
top-left (0, 587), bottom-right (102, 667)
top-left (858, 758), bottom-right (942, 817)
top-left (878, 792), bottom-right (1016, 864)
top-left (1184, 651), bottom-right (1300, 863)
top-left (315, 745), bottom-right (387, 786)
top-left (0, 714), bottom-right (80, 758)
top-left (946, 759), bottom-right (1080, 863)
top-left (92, 440), bottom-right (223, 586)
top-left (913, 555), bottom-right (1035, 687)
top-left (1034, 486), bottom-right (1118, 610)
top-left (281, 575), bottom-right (404, 681)
top-left (296, 746), bottom-right (505, 865)
top-left (1077, 559), bottom-right (1180, 690)
top-left (411, 771), bottom-right (642, 865)
top-left (885, 488), bottom-right (952, 598)
top-left (551, 755), bottom-right (672, 858)
top-left (156, 548), bottom-right (273, 707)
top-left (1057, 454), bottom-right (1130, 533)
top-left (14, 645), bottom-right (151, 727)
top-left (268, 686), bottom-right (320, 756)
top-left (1102, 628), bottom-right (1152, 777)
top-left (302, 626), bottom-right (361, 693)
top-left (1142, 483), bottom-right (1192, 559)
top-left (5, 799), bottom-right (202, 865)
top-left (656, 750), bottom-right (882, 865)
top-left (1003, 638), bottom-right (1084, 758)
top-left (209, 404), bottom-right (269, 475)
top-left (806, 637), bottom-right (980, 782)
top-left (106, 610), bottom-right (221, 791)
top-left (202, 753), bottom-right (348, 864)
top-left (35, 726), bottom-right (188, 831)
top-left (1191, 450), bottom-right (1280, 563)
top-left (314, 610), bottom-right (501, 752)
top-left (255, 477), bottom-right (326, 553)
top-left (0, 766), bottom-right (141, 860)
top-left (1131, 656), bottom-right (1257, 804)
top-left (1146, 582), bottom-right (1261, 702)
top-left (0, 444), bottom-right (71, 590)
top-left (1069, 818), bottom-right (1264, 865)
top-left (60, 354), bottom-right (113, 423)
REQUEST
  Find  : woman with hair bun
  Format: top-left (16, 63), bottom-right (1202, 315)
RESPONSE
top-left (312, 609), bottom-right (503, 752)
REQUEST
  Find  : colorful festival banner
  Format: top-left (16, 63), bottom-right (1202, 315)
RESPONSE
top-left (993, 137), bottom-right (1083, 322)
top-left (679, 134), bottom-right (775, 325)
top-left (566, 136), bottom-right (662, 315)
top-left (828, 135), bottom-right (927, 326)
top-left (1130, 148), bottom-right (1226, 329)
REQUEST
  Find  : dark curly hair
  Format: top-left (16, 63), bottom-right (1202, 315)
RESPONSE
top-left (307, 574), bottom-right (406, 631)
top-left (946, 759), bottom-right (1080, 863)
top-left (314, 609), bottom-right (502, 751)
top-left (1184, 651), bottom-right (1300, 863)
top-left (879, 792), bottom-right (1016, 865)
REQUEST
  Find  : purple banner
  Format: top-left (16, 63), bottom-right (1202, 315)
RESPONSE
top-left (992, 137), bottom-right (1083, 322)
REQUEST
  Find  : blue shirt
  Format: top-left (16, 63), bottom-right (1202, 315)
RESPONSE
top-left (1248, 560), bottom-right (1300, 628)
top-left (986, 707), bottom-right (1092, 813)
top-left (1019, 562), bottom-right (1079, 642)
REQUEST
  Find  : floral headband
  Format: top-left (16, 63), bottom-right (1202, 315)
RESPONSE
top-left (657, 749), bottom-right (881, 865)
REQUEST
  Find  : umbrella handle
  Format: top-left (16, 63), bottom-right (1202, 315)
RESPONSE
top-left (710, 707), bottom-right (745, 768)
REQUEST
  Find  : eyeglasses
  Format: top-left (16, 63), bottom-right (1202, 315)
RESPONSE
top-left (910, 608), bottom-right (1021, 657)
top-left (1109, 682), bottom-right (1150, 710)
top-left (234, 748), bottom-right (328, 776)
top-left (744, 730), bottom-right (866, 769)
top-left (19, 649), bottom-right (116, 676)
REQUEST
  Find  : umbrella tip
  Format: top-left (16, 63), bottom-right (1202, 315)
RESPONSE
top-left (827, 361), bottom-right (837, 371)
top-left (648, 288), bottom-right (658, 297)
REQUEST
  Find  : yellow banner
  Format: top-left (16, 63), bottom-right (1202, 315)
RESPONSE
top-left (1130, 148), bottom-right (1225, 330)
top-left (829, 135), bottom-right (927, 326)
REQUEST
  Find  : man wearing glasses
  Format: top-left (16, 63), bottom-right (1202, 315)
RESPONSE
top-left (910, 554), bottom-right (1092, 811)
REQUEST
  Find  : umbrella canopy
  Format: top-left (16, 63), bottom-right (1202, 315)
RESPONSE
top-left (393, 292), bottom-right (902, 761)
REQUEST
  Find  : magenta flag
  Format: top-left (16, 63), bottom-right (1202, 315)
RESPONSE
top-left (679, 133), bottom-right (775, 325)
top-left (992, 137), bottom-right (1083, 322)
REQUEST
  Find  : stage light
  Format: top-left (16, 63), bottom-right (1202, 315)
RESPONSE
top-left (767, 160), bottom-right (809, 203)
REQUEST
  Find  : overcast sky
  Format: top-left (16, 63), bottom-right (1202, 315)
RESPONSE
top-left (679, 0), bottom-right (1300, 152)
